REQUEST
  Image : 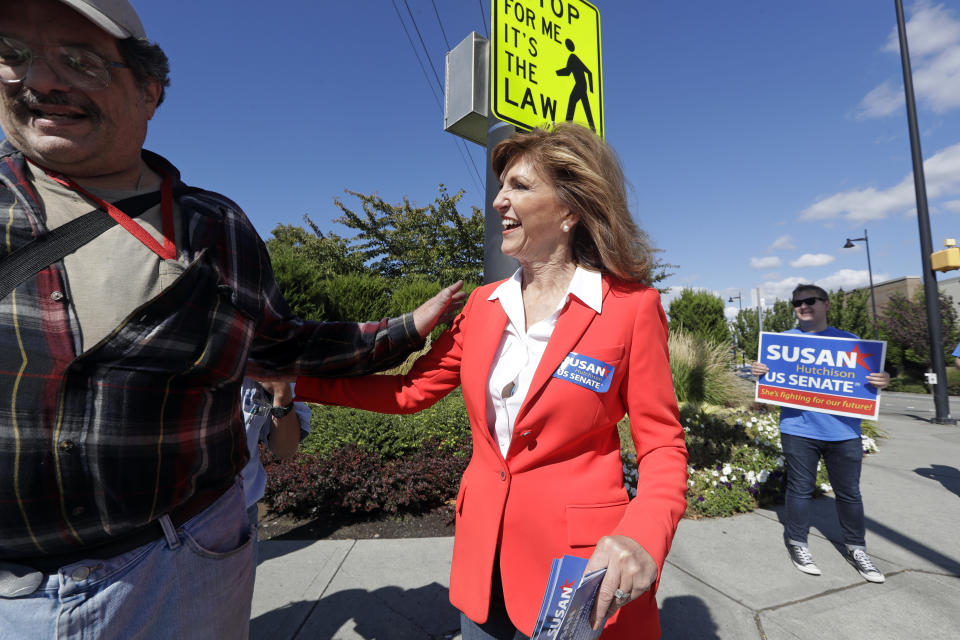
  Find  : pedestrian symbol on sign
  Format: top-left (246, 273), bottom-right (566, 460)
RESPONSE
top-left (556, 38), bottom-right (595, 132)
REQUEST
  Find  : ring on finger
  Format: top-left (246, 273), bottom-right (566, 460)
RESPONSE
top-left (614, 588), bottom-right (630, 602)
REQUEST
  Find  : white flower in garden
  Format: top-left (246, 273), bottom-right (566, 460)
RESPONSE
top-left (712, 480), bottom-right (717, 487)
top-left (776, 456), bottom-right (785, 467)
top-left (820, 483), bottom-right (832, 493)
top-left (746, 470), bottom-right (756, 482)
top-left (711, 469), bottom-right (719, 477)
top-left (719, 475), bottom-right (728, 483)
top-left (722, 464), bottom-right (732, 475)
top-left (729, 474), bottom-right (737, 481)
top-left (758, 470), bottom-right (770, 483)
top-left (751, 417), bottom-right (757, 423)
top-left (687, 465), bottom-right (695, 475)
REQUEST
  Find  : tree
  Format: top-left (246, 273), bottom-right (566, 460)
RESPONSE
top-left (880, 290), bottom-right (957, 379)
top-left (648, 251), bottom-right (677, 295)
top-left (667, 289), bottom-right (730, 345)
top-left (826, 288), bottom-right (874, 338)
top-left (733, 307), bottom-right (760, 361)
top-left (267, 220), bottom-right (367, 279)
top-left (266, 220), bottom-right (371, 319)
top-left (765, 300), bottom-right (796, 333)
top-left (840, 289), bottom-right (874, 339)
top-left (827, 288), bottom-right (846, 329)
top-left (333, 186), bottom-right (484, 284)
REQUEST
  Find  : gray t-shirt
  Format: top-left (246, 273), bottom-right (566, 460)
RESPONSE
top-left (27, 163), bottom-right (185, 351)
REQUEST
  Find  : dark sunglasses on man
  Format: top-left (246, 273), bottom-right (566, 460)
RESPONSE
top-left (791, 296), bottom-right (825, 308)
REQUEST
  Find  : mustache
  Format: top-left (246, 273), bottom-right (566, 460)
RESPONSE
top-left (14, 89), bottom-right (101, 120)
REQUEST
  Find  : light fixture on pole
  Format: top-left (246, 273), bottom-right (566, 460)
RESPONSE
top-left (728, 291), bottom-right (742, 311)
top-left (843, 229), bottom-right (879, 340)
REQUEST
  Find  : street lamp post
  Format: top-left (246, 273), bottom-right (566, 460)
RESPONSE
top-left (728, 291), bottom-right (743, 365)
top-left (843, 230), bottom-right (879, 340)
top-left (894, 0), bottom-right (954, 424)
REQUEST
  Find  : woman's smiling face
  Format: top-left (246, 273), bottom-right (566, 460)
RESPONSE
top-left (493, 155), bottom-right (576, 267)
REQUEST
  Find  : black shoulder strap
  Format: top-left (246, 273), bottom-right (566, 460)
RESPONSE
top-left (0, 188), bottom-right (199, 301)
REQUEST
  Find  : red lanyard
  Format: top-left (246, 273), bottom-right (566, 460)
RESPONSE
top-left (31, 161), bottom-right (177, 261)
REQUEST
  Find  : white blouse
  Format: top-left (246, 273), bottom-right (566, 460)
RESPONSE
top-left (485, 266), bottom-right (602, 457)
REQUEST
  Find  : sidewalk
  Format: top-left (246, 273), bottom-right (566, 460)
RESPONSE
top-left (250, 393), bottom-right (960, 639)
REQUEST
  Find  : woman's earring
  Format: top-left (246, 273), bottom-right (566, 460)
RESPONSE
top-left (562, 223), bottom-right (570, 232)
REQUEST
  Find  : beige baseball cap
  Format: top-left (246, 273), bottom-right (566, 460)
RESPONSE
top-left (57, 0), bottom-right (147, 40)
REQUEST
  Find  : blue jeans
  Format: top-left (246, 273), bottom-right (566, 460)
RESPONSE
top-left (780, 433), bottom-right (866, 548)
top-left (459, 565), bottom-right (529, 640)
top-left (0, 480), bottom-right (255, 639)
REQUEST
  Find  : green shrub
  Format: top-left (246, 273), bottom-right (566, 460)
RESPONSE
top-left (669, 330), bottom-right (753, 407)
top-left (689, 482), bottom-right (757, 517)
top-left (618, 405), bottom-right (883, 518)
top-left (667, 288), bottom-right (731, 346)
top-left (319, 273), bottom-right (392, 321)
top-left (388, 277), bottom-right (480, 342)
top-left (948, 368), bottom-right (960, 396)
top-left (388, 276), bottom-right (442, 317)
top-left (301, 389), bottom-right (471, 460)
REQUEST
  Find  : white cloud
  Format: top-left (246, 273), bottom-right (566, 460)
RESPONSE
top-left (790, 253), bottom-right (836, 268)
top-left (799, 141), bottom-right (960, 221)
top-left (750, 256), bottom-right (782, 269)
top-left (770, 235), bottom-right (795, 251)
top-left (859, 1), bottom-right (960, 118)
top-left (816, 269), bottom-right (890, 292)
top-left (857, 81), bottom-right (903, 119)
top-left (942, 199), bottom-right (960, 212)
top-left (754, 277), bottom-right (807, 304)
top-left (724, 306), bottom-right (739, 321)
top-left (751, 269), bottom-right (891, 304)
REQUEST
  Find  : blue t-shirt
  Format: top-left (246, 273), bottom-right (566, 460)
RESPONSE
top-left (953, 342), bottom-right (960, 357)
top-left (777, 326), bottom-right (863, 441)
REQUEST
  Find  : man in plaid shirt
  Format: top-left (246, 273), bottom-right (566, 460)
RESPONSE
top-left (0, 1), bottom-right (463, 637)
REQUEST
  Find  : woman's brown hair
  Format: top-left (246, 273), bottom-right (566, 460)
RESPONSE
top-left (491, 123), bottom-right (653, 284)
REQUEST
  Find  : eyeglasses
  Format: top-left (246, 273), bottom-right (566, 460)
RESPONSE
top-left (0, 35), bottom-right (128, 91)
top-left (792, 297), bottom-right (825, 308)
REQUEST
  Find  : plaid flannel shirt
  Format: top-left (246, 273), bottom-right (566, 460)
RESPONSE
top-left (0, 142), bottom-right (422, 558)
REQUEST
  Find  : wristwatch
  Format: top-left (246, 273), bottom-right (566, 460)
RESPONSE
top-left (269, 402), bottom-right (294, 419)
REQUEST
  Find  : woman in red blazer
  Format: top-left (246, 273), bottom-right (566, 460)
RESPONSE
top-left (296, 124), bottom-right (687, 639)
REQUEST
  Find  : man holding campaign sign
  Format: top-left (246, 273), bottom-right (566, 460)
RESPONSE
top-left (752, 285), bottom-right (889, 584)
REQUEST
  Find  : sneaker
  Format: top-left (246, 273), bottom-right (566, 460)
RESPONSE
top-left (846, 548), bottom-right (885, 583)
top-left (788, 544), bottom-right (821, 576)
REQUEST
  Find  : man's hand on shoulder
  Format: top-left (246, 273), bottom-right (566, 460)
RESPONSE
top-left (412, 281), bottom-right (466, 339)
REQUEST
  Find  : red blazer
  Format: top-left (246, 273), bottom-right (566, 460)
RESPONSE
top-left (296, 276), bottom-right (688, 638)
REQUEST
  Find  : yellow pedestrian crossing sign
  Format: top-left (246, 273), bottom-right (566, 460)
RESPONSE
top-left (491, 0), bottom-right (603, 136)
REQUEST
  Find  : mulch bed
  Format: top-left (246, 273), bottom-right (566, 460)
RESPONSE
top-left (256, 503), bottom-right (456, 541)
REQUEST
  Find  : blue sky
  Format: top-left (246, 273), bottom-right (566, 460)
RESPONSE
top-left (128, 1), bottom-right (960, 317)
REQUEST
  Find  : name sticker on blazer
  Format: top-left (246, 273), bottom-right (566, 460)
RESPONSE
top-left (553, 352), bottom-right (614, 393)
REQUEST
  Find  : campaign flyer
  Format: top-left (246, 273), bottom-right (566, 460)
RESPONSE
top-left (552, 567), bottom-right (606, 640)
top-left (531, 555), bottom-right (605, 640)
top-left (756, 331), bottom-right (886, 420)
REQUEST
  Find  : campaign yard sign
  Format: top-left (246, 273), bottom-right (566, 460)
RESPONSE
top-left (755, 332), bottom-right (887, 421)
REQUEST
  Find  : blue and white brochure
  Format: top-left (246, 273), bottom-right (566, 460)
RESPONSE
top-left (531, 555), bottom-right (606, 640)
